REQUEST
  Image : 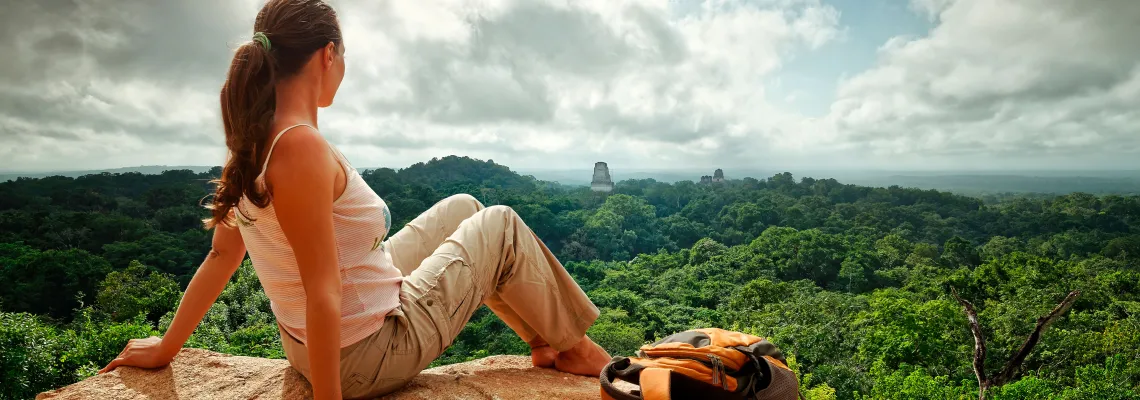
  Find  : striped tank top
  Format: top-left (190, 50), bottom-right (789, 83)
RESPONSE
top-left (233, 123), bottom-right (403, 348)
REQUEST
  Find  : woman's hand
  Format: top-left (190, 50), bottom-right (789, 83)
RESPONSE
top-left (95, 209), bottom-right (246, 376)
top-left (97, 336), bottom-right (178, 374)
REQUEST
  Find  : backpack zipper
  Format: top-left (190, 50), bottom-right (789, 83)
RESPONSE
top-left (707, 354), bottom-right (728, 390)
top-left (706, 354), bottom-right (719, 386)
top-left (637, 350), bottom-right (737, 390)
top-left (641, 348), bottom-right (744, 370)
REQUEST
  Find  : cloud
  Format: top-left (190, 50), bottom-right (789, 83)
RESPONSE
top-left (0, 0), bottom-right (841, 171)
top-left (827, 0), bottom-right (1140, 169)
top-left (2, 0), bottom-right (1136, 173)
top-left (324, 0), bottom-right (843, 168)
top-left (0, 0), bottom-right (259, 170)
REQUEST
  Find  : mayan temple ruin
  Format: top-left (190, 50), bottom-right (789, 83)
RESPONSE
top-left (700, 168), bottom-right (726, 184)
top-left (590, 162), bottom-right (614, 192)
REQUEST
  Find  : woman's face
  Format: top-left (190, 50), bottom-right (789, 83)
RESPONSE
top-left (317, 41), bottom-right (345, 108)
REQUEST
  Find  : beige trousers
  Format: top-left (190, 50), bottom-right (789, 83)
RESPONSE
top-left (278, 194), bottom-right (601, 399)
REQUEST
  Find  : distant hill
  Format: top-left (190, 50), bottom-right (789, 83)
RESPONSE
top-left (394, 155), bottom-right (541, 192)
top-left (0, 165), bottom-right (215, 182)
top-left (520, 168), bottom-right (1140, 196)
top-left (843, 174), bottom-right (1140, 196)
top-left (7, 163), bottom-right (1140, 196)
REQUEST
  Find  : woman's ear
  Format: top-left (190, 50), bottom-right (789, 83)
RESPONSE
top-left (324, 42), bottom-right (336, 68)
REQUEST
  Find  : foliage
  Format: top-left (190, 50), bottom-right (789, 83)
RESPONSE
top-left (2, 157), bottom-right (1139, 399)
top-left (95, 261), bottom-right (181, 322)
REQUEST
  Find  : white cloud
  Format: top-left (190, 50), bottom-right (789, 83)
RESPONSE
top-left (0, 0), bottom-right (842, 171)
top-left (0, 0), bottom-right (254, 171)
top-left (2, 0), bottom-right (1137, 173)
top-left (322, 0), bottom-right (846, 169)
top-left (825, 0), bottom-right (1140, 169)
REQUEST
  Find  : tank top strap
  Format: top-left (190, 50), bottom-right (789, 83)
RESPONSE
top-left (325, 141), bottom-right (354, 171)
top-left (257, 123), bottom-right (316, 180)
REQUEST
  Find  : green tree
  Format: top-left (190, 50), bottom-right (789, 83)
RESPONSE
top-left (94, 261), bottom-right (181, 322)
top-left (0, 248), bottom-right (111, 319)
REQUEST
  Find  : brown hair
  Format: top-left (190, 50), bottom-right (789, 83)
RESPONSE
top-left (204, 0), bottom-right (342, 229)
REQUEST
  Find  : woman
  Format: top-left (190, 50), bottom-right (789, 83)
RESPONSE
top-left (97, 1), bottom-right (611, 398)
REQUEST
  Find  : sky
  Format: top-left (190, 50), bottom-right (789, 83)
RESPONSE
top-left (1, 0), bottom-right (1138, 173)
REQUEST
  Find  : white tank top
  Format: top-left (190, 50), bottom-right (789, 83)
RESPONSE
top-left (233, 124), bottom-right (402, 348)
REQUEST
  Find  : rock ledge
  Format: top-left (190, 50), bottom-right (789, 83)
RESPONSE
top-left (36, 348), bottom-right (602, 399)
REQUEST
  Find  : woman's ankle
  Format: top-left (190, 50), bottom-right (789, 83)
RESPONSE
top-left (563, 335), bottom-right (596, 355)
top-left (527, 336), bottom-right (551, 349)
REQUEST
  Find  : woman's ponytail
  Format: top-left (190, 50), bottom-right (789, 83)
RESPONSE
top-left (203, 39), bottom-right (277, 229)
top-left (202, 0), bottom-right (341, 229)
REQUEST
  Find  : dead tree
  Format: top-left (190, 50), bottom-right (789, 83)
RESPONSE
top-left (950, 288), bottom-right (1081, 400)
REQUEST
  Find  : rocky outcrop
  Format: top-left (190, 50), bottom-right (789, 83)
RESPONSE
top-left (36, 348), bottom-right (604, 400)
top-left (591, 162), bottom-right (614, 192)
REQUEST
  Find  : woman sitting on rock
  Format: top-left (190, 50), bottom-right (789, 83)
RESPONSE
top-left (98, 1), bottom-right (611, 398)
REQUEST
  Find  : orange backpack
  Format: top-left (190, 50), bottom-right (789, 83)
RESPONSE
top-left (599, 328), bottom-right (801, 400)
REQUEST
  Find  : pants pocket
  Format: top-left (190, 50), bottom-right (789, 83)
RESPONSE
top-left (342, 372), bottom-right (368, 400)
top-left (390, 312), bottom-right (414, 356)
top-left (414, 257), bottom-right (477, 351)
top-left (444, 262), bottom-right (476, 325)
top-left (414, 291), bottom-right (448, 351)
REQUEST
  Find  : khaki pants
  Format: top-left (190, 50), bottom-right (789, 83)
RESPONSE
top-left (279, 194), bottom-right (601, 399)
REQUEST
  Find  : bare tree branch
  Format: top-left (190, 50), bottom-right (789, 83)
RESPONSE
top-left (951, 288), bottom-right (1082, 400)
top-left (992, 290), bottom-right (1081, 386)
top-left (951, 287), bottom-right (989, 398)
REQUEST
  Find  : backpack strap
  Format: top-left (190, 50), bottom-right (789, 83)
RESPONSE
top-left (601, 357), bottom-right (645, 400)
top-left (599, 361), bottom-right (677, 400)
top-left (732, 345), bottom-right (803, 400)
top-left (602, 356), bottom-right (752, 400)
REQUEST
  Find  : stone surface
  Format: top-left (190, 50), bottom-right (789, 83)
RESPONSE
top-left (35, 348), bottom-right (605, 400)
top-left (590, 161), bottom-right (614, 192)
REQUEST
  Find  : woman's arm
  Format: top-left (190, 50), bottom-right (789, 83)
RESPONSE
top-left (161, 217), bottom-right (247, 353)
top-left (268, 126), bottom-right (343, 400)
top-left (98, 216), bottom-right (246, 373)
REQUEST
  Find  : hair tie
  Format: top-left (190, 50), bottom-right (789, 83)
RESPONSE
top-left (252, 32), bottom-right (271, 51)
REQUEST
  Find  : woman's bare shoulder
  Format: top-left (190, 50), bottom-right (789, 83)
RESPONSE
top-left (264, 124), bottom-right (337, 189)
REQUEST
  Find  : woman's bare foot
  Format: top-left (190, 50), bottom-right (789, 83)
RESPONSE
top-left (554, 336), bottom-right (611, 377)
top-left (531, 345), bottom-right (557, 368)
top-left (528, 337), bottom-right (557, 368)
